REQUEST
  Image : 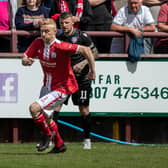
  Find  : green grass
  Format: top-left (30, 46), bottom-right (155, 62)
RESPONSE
top-left (0, 142), bottom-right (168, 168)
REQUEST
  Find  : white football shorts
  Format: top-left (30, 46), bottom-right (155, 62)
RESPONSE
top-left (36, 86), bottom-right (68, 117)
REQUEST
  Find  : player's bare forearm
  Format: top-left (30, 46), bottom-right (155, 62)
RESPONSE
top-left (92, 47), bottom-right (98, 58)
top-left (87, 70), bottom-right (96, 80)
top-left (78, 45), bottom-right (96, 80)
top-left (73, 60), bottom-right (88, 73)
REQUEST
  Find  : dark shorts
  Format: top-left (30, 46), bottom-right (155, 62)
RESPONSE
top-left (64, 85), bottom-right (92, 106)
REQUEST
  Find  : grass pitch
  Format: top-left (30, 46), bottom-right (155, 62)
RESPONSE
top-left (0, 142), bottom-right (168, 168)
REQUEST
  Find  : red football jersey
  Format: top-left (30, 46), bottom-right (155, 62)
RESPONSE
top-left (24, 37), bottom-right (79, 94)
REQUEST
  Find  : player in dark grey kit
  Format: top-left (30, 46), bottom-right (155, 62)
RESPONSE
top-left (54, 11), bottom-right (98, 149)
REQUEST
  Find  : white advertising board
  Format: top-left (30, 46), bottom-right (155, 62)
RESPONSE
top-left (0, 59), bottom-right (168, 118)
top-left (0, 59), bottom-right (42, 118)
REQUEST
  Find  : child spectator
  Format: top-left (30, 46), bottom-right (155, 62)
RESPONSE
top-left (15, 0), bottom-right (50, 52)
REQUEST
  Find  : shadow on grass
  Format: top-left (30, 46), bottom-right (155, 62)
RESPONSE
top-left (0, 152), bottom-right (49, 155)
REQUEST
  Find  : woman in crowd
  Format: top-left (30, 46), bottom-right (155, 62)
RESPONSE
top-left (15, 0), bottom-right (50, 52)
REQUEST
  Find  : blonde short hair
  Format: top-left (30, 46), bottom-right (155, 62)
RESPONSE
top-left (39, 18), bottom-right (57, 29)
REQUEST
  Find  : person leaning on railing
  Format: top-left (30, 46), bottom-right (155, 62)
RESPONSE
top-left (154, 2), bottom-right (168, 53)
top-left (110, 0), bottom-right (155, 54)
top-left (87, 0), bottom-right (117, 53)
top-left (143, 0), bottom-right (168, 21)
top-left (0, 0), bottom-right (17, 52)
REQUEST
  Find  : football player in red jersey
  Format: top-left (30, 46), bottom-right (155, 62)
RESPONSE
top-left (22, 18), bottom-right (95, 153)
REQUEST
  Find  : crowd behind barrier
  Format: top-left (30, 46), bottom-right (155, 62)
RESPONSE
top-left (0, 30), bottom-right (168, 58)
top-left (1, 0), bottom-right (167, 56)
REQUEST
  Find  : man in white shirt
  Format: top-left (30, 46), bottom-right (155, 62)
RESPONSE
top-left (110, 0), bottom-right (155, 54)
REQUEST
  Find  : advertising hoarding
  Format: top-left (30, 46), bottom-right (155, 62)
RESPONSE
top-left (0, 59), bottom-right (168, 118)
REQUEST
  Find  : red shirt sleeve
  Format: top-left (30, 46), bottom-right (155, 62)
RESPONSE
top-left (158, 4), bottom-right (168, 23)
top-left (57, 41), bottom-right (78, 56)
top-left (24, 38), bottom-right (41, 58)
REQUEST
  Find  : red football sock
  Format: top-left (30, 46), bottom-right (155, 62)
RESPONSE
top-left (34, 113), bottom-right (51, 136)
top-left (49, 120), bottom-right (63, 147)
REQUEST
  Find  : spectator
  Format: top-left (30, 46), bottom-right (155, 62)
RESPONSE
top-left (41, 0), bottom-right (53, 9)
top-left (143, 0), bottom-right (167, 21)
top-left (110, 0), bottom-right (155, 54)
top-left (154, 3), bottom-right (168, 53)
top-left (15, 0), bottom-right (50, 52)
top-left (49, 0), bottom-right (93, 30)
top-left (0, 0), bottom-right (17, 52)
top-left (54, 12), bottom-right (98, 150)
top-left (143, 0), bottom-right (168, 54)
top-left (87, 0), bottom-right (117, 53)
top-left (22, 18), bottom-right (96, 153)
